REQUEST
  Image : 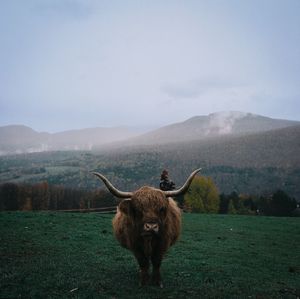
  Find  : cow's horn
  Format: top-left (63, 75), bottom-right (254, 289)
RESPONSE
top-left (164, 168), bottom-right (201, 197)
top-left (92, 172), bottom-right (133, 199)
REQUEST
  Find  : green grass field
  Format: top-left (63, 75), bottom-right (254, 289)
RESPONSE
top-left (1, 212), bottom-right (299, 299)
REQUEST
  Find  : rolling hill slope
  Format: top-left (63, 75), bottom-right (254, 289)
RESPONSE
top-left (93, 124), bottom-right (300, 197)
top-left (126, 111), bottom-right (300, 146)
top-left (0, 125), bottom-right (142, 155)
top-left (161, 124), bottom-right (300, 169)
top-left (1, 112), bottom-right (299, 155)
top-left (1, 124), bottom-right (299, 198)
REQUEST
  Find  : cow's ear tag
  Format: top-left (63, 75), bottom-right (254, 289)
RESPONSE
top-left (119, 199), bottom-right (132, 215)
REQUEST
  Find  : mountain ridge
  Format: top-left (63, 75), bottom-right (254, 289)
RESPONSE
top-left (1, 111), bottom-right (299, 155)
top-left (0, 125), bottom-right (141, 155)
top-left (126, 111), bottom-right (300, 146)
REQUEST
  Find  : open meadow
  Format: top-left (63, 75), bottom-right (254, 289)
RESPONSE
top-left (1, 212), bottom-right (299, 299)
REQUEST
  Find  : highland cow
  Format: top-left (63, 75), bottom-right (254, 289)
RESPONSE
top-left (92, 168), bottom-right (201, 287)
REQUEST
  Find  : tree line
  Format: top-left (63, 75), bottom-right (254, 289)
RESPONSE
top-left (0, 182), bottom-right (115, 211)
top-left (184, 176), bottom-right (299, 217)
top-left (0, 177), bottom-right (298, 216)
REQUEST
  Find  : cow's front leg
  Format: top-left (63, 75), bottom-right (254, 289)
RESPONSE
top-left (151, 253), bottom-right (163, 288)
top-left (134, 251), bottom-right (150, 286)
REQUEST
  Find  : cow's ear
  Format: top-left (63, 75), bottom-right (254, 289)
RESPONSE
top-left (119, 199), bottom-right (132, 215)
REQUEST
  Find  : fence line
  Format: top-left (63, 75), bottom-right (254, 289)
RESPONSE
top-left (59, 206), bottom-right (117, 213)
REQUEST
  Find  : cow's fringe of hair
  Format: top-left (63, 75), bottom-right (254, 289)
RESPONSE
top-left (112, 186), bottom-right (181, 252)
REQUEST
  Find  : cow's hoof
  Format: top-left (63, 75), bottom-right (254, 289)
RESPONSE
top-left (139, 270), bottom-right (150, 286)
top-left (152, 276), bottom-right (163, 288)
top-left (153, 281), bottom-right (163, 288)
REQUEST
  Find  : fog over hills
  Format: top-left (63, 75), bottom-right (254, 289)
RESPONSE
top-left (0, 111), bottom-right (299, 155)
top-left (162, 124), bottom-right (300, 169)
top-left (126, 111), bottom-right (300, 146)
top-left (0, 125), bottom-right (141, 155)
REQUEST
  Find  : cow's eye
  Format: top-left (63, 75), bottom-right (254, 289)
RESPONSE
top-left (159, 207), bottom-right (166, 214)
top-left (131, 206), bottom-right (142, 218)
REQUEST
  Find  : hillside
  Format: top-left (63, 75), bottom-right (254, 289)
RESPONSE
top-left (0, 125), bottom-right (51, 154)
top-left (1, 112), bottom-right (299, 198)
top-left (160, 124), bottom-right (300, 169)
top-left (0, 125), bottom-right (142, 155)
top-left (95, 125), bottom-right (300, 197)
top-left (1, 125), bottom-right (300, 198)
top-left (1, 112), bottom-right (299, 155)
top-left (126, 111), bottom-right (300, 145)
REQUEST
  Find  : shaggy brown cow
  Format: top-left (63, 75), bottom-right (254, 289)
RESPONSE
top-left (92, 168), bottom-right (201, 287)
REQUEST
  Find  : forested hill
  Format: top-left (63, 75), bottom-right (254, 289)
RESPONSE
top-left (160, 124), bottom-right (300, 169)
top-left (1, 112), bottom-right (299, 155)
top-left (94, 124), bottom-right (300, 197)
top-left (124, 111), bottom-right (300, 146)
top-left (0, 124), bottom-right (300, 199)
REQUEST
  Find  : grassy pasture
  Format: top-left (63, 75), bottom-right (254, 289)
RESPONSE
top-left (0, 212), bottom-right (299, 299)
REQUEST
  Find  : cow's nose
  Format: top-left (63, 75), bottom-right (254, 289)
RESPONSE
top-left (144, 222), bottom-right (159, 232)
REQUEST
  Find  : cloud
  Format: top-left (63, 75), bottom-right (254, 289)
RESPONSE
top-left (33, 0), bottom-right (94, 20)
top-left (161, 77), bottom-right (243, 101)
top-left (206, 111), bottom-right (249, 135)
top-left (161, 84), bottom-right (201, 100)
top-left (0, 0), bottom-right (299, 131)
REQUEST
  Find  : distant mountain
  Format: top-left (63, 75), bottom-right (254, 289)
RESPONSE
top-left (0, 125), bottom-right (51, 155)
top-left (160, 124), bottom-right (300, 169)
top-left (127, 111), bottom-right (300, 145)
top-left (0, 125), bottom-right (141, 155)
top-left (1, 112), bottom-right (299, 155)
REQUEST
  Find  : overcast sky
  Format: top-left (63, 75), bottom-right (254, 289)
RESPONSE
top-left (0, 0), bottom-right (299, 132)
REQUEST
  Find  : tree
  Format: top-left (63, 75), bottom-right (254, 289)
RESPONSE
top-left (0, 183), bottom-right (19, 210)
top-left (219, 193), bottom-right (230, 214)
top-left (227, 199), bottom-right (237, 214)
top-left (257, 190), bottom-right (297, 216)
top-left (18, 184), bottom-right (33, 211)
top-left (269, 190), bottom-right (297, 216)
top-left (238, 194), bottom-right (257, 215)
top-left (257, 195), bottom-right (271, 215)
top-left (31, 182), bottom-right (50, 210)
top-left (184, 176), bottom-right (219, 213)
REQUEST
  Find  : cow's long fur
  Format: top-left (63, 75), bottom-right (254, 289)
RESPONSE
top-left (93, 169), bottom-right (201, 287)
top-left (112, 186), bottom-right (181, 286)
